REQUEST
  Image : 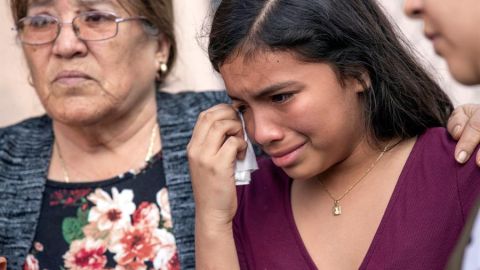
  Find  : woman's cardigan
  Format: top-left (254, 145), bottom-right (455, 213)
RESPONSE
top-left (0, 90), bottom-right (229, 269)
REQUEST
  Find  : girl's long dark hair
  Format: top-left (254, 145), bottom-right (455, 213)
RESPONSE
top-left (208, 0), bottom-right (453, 144)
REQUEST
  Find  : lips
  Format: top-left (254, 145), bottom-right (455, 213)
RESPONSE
top-left (267, 142), bottom-right (306, 168)
top-left (424, 31), bottom-right (439, 41)
top-left (423, 31), bottom-right (444, 56)
top-left (53, 70), bottom-right (93, 85)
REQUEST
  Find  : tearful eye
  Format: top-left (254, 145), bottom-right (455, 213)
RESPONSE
top-left (271, 93), bottom-right (293, 103)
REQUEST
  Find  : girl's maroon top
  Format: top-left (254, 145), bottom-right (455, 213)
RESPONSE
top-left (234, 128), bottom-right (480, 269)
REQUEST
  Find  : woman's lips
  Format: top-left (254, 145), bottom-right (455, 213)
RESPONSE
top-left (53, 71), bottom-right (92, 86)
top-left (269, 143), bottom-right (306, 168)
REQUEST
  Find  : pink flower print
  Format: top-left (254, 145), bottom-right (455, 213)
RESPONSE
top-left (109, 226), bottom-right (161, 266)
top-left (153, 229), bottom-right (178, 270)
top-left (156, 188), bottom-right (173, 229)
top-left (50, 189), bottom-right (91, 207)
top-left (114, 259), bottom-right (147, 270)
top-left (23, 254), bottom-right (39, 270)
top-left (166, 253), bottom-right (180, 270)
top-left (87, 188), bottom-right (135, 232)
top-left (63, 238), bottom-right (107, 270)
top-left (132, 202), bottom-right (160, 229)
top-left (82, 222), bottom-right (109, 240)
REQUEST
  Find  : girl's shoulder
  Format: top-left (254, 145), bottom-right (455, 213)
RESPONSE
top-left (413, 127), bottom-right (479, 169)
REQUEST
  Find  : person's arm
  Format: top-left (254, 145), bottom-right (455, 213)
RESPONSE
top-left (187, 104), bottom-right (245, 270)
top-left (447, 104), bottom-right (480, 165)
top-left (0, 257), bottom-right (6, 270)
top-left (195, 214), bottom-right (240, 270)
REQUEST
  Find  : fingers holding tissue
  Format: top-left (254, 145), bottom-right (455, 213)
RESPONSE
top-left (235, 113), bottom-right (259, 185)
top-left (188, 104), bottom-right (257, 225)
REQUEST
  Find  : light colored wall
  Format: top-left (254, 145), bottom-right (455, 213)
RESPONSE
top-left (165, 0), bottom-right (224, 93)
top-left (0, 2), bottom-right (44, 127)
top-left (0, 1), bottom-right (479, 127)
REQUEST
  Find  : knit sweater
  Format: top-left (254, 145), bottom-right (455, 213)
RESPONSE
top-left (0, 90), bottom-right (229, 270)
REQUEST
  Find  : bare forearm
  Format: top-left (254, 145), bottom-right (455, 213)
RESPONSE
top-left (195, 216), bottom-right (240, 270)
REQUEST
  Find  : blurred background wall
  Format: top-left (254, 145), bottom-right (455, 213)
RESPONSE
top-left (0, 1), bottom-right (479, 127)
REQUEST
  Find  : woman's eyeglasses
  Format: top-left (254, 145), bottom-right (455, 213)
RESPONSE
top-left (13, 11), bottom-right (153, 45)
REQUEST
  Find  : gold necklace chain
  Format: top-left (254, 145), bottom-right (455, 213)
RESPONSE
top-left (319, 142), bottom-right (393, 216)
top-left (55, 123), bottom-right (158, 183)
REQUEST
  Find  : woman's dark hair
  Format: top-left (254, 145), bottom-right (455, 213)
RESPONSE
top-left (208, 0), bottom-right (453, 144)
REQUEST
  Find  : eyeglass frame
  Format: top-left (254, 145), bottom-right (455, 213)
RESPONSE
top-left (12, 11), bottom-right (154, 46)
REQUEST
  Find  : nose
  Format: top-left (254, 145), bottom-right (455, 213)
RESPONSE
top-left (52, 22), bottom-right (88, 59)
top-left (404, 0), bottom-right (424, 18)
top-left (248, 111), bottom-right (284, 147)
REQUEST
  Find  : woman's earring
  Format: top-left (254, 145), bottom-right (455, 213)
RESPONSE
top-left (156, 62), bottom-right (168, 81)
top-left (160, 62), bottom-right (168, 74)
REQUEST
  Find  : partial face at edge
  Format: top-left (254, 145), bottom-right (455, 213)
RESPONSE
top-left (404, 0), bottom-right (480, 85)
top-left (220, 51), bottom-right (368, 181)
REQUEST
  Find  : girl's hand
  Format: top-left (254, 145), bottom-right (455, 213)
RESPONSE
top-left (187, 104), bottom-right (248, 226)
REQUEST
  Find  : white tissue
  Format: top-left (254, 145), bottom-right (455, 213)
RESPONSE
top-left (234, 113), bottom-right (259, 185)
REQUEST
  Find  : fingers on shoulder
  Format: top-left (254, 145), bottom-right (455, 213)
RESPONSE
top-left (447, 106), bottom-right (470, 139)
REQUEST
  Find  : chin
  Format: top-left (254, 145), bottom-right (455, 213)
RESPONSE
top-left (48, 102), bottom-right (113, 127)
top-left (281, 165), bottom-right (318, 181)
top-left (53, 113), bottom-right (107, 127)
top-left (450, 70), bottom-right (480, 85)
top-left (447, 59), bottom-right (480, 85)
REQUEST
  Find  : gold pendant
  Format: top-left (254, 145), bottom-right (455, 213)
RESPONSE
top-left (333, 200), bottom-right (342, 216)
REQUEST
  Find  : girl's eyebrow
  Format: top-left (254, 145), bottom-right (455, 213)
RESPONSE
top-left (252, 81), bottom-right (300, 98)
top-left (228, 81), bottom-right (301, 101)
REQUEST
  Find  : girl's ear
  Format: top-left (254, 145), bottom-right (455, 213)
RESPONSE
top-left (346, 72), bottom-right (371, 93)
top-left (357, 72), bottom-right (372, 93)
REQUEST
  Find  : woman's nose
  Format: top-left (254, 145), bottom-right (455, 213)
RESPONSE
top-left (404, 0), bottom-right (424, 18)
top-left (52, 23), bottom-right (88, 59)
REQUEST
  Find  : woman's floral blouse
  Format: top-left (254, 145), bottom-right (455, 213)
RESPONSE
top-left (24, 154), bottom-right (179, 270)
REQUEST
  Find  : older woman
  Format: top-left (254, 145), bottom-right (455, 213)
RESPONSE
top-left (0, 0), bottom-right (228, 269)
top-left (0, 0), bottom-right (479, 269)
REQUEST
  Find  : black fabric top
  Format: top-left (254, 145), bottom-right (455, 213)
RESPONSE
top-left (24, 153), bottom-right (180, 270)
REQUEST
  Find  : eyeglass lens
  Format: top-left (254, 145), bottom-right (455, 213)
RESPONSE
top-left (17, 12), bottom-right (119, 45)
